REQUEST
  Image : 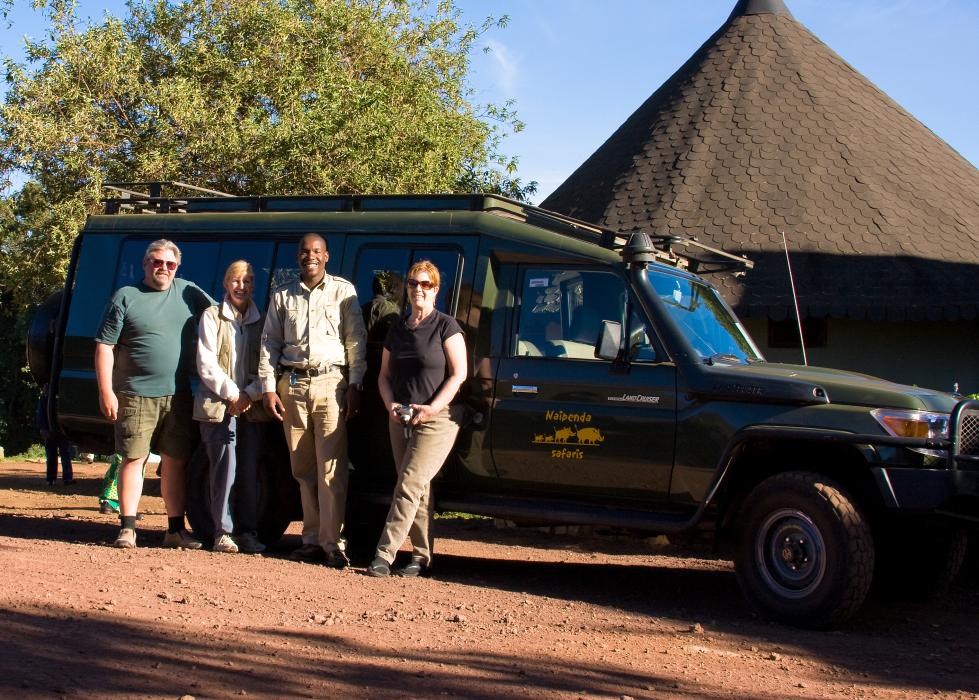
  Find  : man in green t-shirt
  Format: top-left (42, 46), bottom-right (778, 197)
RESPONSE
top-left (95, 239), bottom-right (213, 549)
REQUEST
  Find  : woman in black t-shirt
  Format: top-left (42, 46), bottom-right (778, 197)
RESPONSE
top-left (367, 260), bottom-right (467, 578)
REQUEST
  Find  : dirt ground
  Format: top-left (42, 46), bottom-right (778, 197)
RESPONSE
top-left (0, 458), bottom-right (976, 700)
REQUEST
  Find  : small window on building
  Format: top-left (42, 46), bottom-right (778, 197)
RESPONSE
top-left (768, 317), bottom-right (828, 348)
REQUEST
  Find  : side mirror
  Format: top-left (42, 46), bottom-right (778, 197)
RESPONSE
top-left (596, 320), bottom-right (622, 361)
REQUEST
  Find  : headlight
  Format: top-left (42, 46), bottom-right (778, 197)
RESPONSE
top-left (871, 408), bottom-right (949, 458)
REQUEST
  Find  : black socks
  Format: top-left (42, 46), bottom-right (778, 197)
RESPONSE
top-left (167, 516), bottom-right (185, 533)
top-left (120, 515), bottom-right (137, 530)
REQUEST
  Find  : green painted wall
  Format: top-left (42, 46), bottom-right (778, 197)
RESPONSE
top-left (742, 318), bottom-right (979, 395)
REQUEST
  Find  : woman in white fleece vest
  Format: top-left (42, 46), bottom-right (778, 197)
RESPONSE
top-left (194, 260), bottom-right (270, 554)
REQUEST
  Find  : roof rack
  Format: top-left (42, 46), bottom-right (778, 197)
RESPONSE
top-left (100, 183), bottom-right (752, 273)
top-left (103, 181), bottom-right (235, 214)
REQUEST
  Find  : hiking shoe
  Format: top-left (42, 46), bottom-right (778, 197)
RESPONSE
top-left (366, 558), bottom-right (390, 577)
top-left (162, 529), bottom-right (203, 550)
top-left (99, 500), bottom-right (119, 515)
top-left (394, 556), bottom-right (430, 578)
top-left (235, 532), bottom-right (266, 554)
top-left (289, 543), bottom-right (325, 562)
top-left (213, 533), bottom-right (239, 554)
top-left (114, 527), bottom-right (137, 549)
top-left (324, 549), bottom-right (350, 570)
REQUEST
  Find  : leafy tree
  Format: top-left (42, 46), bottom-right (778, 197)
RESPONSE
top-left (0, 0), bottom-right (533, 301)
top-left (0, 0), bottom-right (535, 453)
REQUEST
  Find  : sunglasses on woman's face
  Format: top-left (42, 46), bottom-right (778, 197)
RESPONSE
top-left (407, 278), bottom-right (435, 290)
top-left (149, 258), bottom-right (178, 271)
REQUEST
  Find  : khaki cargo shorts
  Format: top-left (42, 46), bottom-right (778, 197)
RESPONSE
top-left (114, 392), bottom-right (195, 461)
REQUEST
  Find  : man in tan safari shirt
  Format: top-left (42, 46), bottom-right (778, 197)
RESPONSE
top-left (259, 233), bottom-right (367, 568)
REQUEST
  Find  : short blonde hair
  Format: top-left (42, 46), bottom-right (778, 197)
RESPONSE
top-left (224, 259), bottom-right (254, 283)
top-left (407, 260), bottom-right (440, 289)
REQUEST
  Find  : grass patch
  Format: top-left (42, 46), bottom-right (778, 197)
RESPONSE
top-left (3, 443), bottom-right (46, 461)
top-left (435, 511), bottom-right (491, 520)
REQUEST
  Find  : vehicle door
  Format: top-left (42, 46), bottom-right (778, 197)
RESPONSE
top-left (343, 239), bottom-right (478, 493)
top-left (490, 265), bottom-right (676, 502)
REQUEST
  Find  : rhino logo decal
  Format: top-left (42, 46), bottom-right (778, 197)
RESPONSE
top-left (553, 426), bottom-right (575, 443)
top-left (576, 427), bottom-right (605, 445)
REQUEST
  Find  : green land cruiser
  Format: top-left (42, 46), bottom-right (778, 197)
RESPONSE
top-left (28, 188), bottom-right (979, 627)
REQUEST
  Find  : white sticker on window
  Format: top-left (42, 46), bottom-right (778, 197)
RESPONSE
top-left (529, 277), bottom-right (549, 288)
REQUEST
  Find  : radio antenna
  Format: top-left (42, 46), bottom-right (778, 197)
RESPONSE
top-left (781, 231), bottom-right (807, 366)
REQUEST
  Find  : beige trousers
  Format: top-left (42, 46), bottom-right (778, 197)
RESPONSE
top-left (278, 370), bottom-right (348, 552)
top-left (375, 404), bottom-right (463, 566)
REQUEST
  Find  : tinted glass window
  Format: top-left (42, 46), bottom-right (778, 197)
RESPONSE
top-left (354, 248), bottom-right (411, 342)
top-left (114, 239), bottom-right (274, 309)
top-left (649, 272), bottom-right (760, 362)
top-left (176, 242), bottom-right (220, 295)
top-left (515, 268), bottom-right (626, 360)
top-left (114, 239), bottom-right (150, 288)
top-left (269, 234), bottom-right (347, 294)
top-left (411, 249), bottom-right (460, 314)
top-left (628, 308), bottom-right (657, 362)
top-left (352, 246), bottom-right (461, 319)
top-left (270, 242), bottom-right (300, 291)
top-left (213, 241), bottom-right (274, 310)
top-left (114, 239), bottom-right (219, 294)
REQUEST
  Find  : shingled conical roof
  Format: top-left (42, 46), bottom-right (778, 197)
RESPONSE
top-left (541, 0), bottom-right (979, 320)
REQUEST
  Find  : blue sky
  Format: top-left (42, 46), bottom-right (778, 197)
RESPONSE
top-left (3, 0), bottom-right (977, 203)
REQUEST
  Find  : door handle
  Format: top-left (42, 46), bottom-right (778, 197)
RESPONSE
top-left (512, 384), bottom-right (538, 395)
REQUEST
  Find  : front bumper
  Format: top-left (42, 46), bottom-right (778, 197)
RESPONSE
top-left (872, 399), bottom-right (979, 521)
top-left (873, 466), bottom-right (979, 521)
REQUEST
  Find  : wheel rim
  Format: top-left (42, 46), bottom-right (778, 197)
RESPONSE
top-left (755, 508), bottom-right (826, 599)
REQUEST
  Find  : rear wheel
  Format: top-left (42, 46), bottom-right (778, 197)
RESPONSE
top-left (186, 427), bottom-right (298, 546)
top-left (185, 445), bottom-right (214, 543)
top-left (255, 429), bottom-right (298, 545)
top-left (343, 500), bottom-right (389, 565)
top-left (734, 471), bottom-right (874, 627)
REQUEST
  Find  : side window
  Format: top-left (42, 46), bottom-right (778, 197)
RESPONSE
top-left (628, 308), bottom-right (657, 362)
top-left (174, 242), bottom-right (220, 294)
top-left (352, 245), bottom-right (462, 334)
top-left (515, 268), bottom-right (627, 360)
top-left (269, 234), bottom-right (347, 296)
top-left (270, 243), bottom-right (300, 296)
top-left (212, 241), bottom-right (274, 310)
top-left (115, 239), bottom-right (223, 289)
top-left (413, 249), bottom-right (460, 314)
top-left (354, 247), bottom-right (411, 342)
top-left (114, 239), bottom-right (151, 288)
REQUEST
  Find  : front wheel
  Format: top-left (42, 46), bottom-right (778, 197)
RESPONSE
top-left (734, 471), bottom-right (874, 628)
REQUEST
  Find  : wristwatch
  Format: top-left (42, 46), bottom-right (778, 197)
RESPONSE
top-left (351, 382), bottom-right (364, 391)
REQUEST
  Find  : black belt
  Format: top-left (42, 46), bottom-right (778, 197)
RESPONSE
top-left (283, 365), bottom-right (343, 377)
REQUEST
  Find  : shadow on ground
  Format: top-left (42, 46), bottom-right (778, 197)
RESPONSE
top-left (2, 466), bottom-right (978, 697)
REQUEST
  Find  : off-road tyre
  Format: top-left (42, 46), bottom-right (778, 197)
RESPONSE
top-left (185, 444), bottom-right (215, 543)
top-left (874, 520), bottom-right (968, 600)
top-left (343, 501), bottom-right (389, 565)
top-left (254, 432), bottom-right (298, 545)
top-left (185, 429), bottom-right (298, 546)
top-left (734, 471), bottom-right (874, 628)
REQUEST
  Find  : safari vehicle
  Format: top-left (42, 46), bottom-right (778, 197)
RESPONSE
top-left (29, 184), bottom-right (979, 627)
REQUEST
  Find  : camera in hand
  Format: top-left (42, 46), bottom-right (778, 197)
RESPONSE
top-left (396, 403), bottom-right (415, 438)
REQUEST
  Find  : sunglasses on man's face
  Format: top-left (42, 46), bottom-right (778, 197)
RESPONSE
top-left (406, 278), bottom-right (435, 290)
top-left (149, 259), bottom-right (178, 271)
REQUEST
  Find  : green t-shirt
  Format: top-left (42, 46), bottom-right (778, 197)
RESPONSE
top-left (95, 278), bottom-right (214, 397)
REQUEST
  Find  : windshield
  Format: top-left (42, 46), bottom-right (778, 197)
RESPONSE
top-left (649, 271), bottom-right (762, 364)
